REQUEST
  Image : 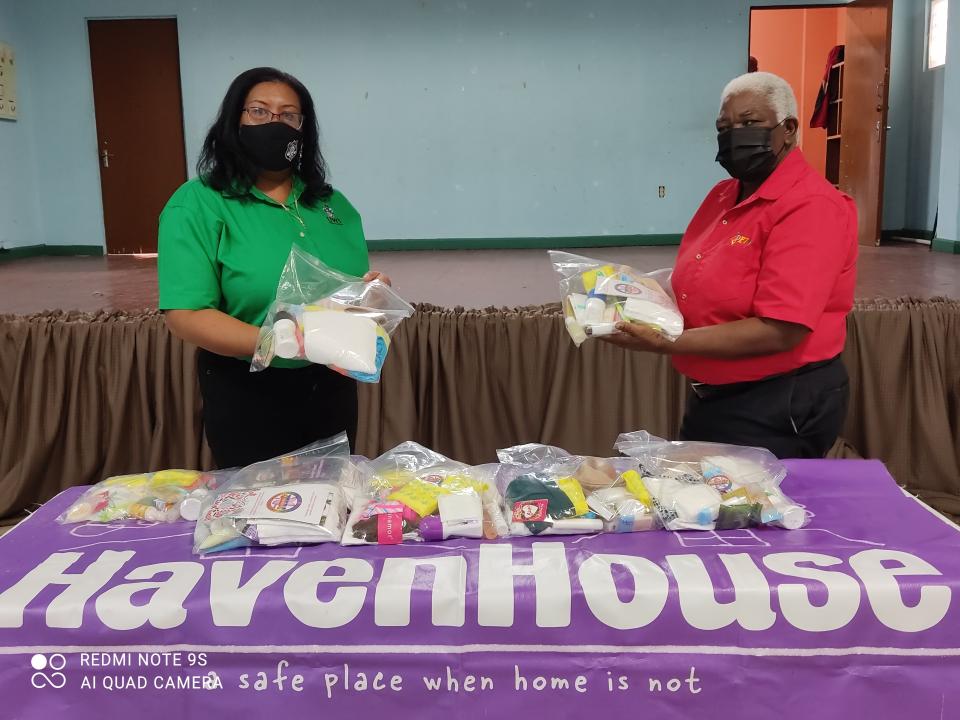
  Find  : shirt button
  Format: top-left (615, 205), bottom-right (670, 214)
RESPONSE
top-left (299, 231), bottom-right (305, 238)
top-left (696, 253), bottom-right (702, 261)
top-left (681, 293), bottom-right (688, 300)
top-left (721, 219), bottom-right (728, 225)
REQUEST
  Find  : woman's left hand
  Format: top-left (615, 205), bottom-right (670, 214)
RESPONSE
top-left (598, 321), bottom-right (673, 354)
top-left (363, 270), bottom-right (392, 286)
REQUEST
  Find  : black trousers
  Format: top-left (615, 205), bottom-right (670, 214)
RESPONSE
top-left (197, 350), bottom-right (358, 469)
top-left (679, 357), bottom-right (849, 459)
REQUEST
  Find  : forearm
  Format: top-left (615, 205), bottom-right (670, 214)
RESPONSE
top-left (164, 309), bottom-right (260, 357)
top-left (668, 317), bottom-right (809, 359)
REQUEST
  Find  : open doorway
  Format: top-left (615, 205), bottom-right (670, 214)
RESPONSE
top-left (749, 1), bottom-right (892, 247)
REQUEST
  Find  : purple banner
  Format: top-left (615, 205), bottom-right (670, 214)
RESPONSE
top-left (2, 460), bottom-right (959, 718)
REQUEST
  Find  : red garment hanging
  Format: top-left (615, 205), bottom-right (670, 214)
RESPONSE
top-left (810, 45), bottom-right (845, 129)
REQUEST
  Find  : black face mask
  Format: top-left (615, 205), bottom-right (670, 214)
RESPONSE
top-left (239, 122), bottom-right (303, 172)
top-left (715, 121), bottom-right (786, 183)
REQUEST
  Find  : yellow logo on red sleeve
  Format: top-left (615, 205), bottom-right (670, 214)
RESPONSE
top-left (729, 233), bottom-right (752, 246)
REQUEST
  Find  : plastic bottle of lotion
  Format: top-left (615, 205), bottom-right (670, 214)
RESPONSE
top-left (273, 310), bottom-right (301, 359)
top-left (583, 290), bottom-right (606, 325)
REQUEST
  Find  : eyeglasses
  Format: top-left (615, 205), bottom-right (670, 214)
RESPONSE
top-left (242, 106), bottom-right (305, 130)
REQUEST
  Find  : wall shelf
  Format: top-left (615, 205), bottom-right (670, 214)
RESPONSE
top-left (825, 60), bottom-right (844, 186)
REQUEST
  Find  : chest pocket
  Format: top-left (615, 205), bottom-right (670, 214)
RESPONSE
top-left (696, 232), bottom-right (762, 305)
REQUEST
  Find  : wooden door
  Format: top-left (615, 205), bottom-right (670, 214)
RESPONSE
top-left (839, 0), bottom-right (892, 246)
top-left (88, 19), bottom-right (187, 254)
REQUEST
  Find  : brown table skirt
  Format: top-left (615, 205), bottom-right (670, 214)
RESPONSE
top-left (1, 298), bottom-right (957, 520)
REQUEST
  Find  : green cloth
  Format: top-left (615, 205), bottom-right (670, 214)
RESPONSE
top-left (505, 474), bottom-right (576, 535)
top-left (158, 176), bottom-right (370, 366)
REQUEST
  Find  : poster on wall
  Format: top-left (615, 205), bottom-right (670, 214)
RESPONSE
top-left (0, 42), bottom-right (17, 120)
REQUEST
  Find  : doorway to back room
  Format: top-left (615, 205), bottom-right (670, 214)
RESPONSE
top-left (749, 2), bottom-right (892, 247)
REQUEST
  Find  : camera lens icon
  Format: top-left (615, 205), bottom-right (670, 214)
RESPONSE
top-left (30, 654), bottom-right (67, 689)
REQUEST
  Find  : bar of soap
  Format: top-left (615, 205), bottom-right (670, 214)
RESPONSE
top-left (622, 297), bottom-right (684, 340)
top-left (302, 310), bottom-right (378, 373)
top-left (438, 493), bottom-right (482, 525)
top-left (673, 484), bottom-right (722, 524)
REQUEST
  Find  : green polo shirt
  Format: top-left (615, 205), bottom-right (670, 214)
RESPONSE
top-left (158, 176), bottom-right (370, 364)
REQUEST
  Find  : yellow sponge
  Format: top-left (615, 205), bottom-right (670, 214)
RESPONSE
top-left (557, 477), bottom-right (590, 516)
top-left (388, 478), bottom-right (448, 517)
top-left (622, 470), bottom-right (653, 509)
top-left (441, 474), bottom-right (488, 494)
top-left (150, 469), bottom-right (201, 487)
top-left (581, 264), bottom-right (617, 293)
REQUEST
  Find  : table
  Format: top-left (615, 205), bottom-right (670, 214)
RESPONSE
top-left (1, 459), bottom-right (958, 719)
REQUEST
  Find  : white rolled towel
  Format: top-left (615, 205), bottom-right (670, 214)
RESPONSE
top-left (302, 310), bottom-right (379, 373)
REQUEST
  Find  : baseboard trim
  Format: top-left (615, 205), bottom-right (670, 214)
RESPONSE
top-left (882, 227), bottom-right (936, 242)
top-left (931, 237), bottom-right (960, 254)
top-left (1, 237), bottom-right (684, 258)
top-left (367, 234), bottom-right (682, 251)
top-left (0, 245), bottom-right (105, 263)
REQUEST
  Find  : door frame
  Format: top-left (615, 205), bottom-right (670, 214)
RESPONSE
top-left (748, 2), bottom-right (850, 50)
top-left (83, 14), bottom-right (187, 254)
top-left (748, 1), bottom-right (894, 246)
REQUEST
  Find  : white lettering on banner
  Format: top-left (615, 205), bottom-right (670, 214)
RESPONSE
top-left (514, 665), bottom-right (588, 693)
top-left (421, 666), bottom-right (495, 692)
top-left (578, 554), bottom-right (669, 629)
top-left (763, 553), bottom-right (861, 631)
top-left (849, 549), bottom-right (952, 632)
top-left (210, 561), bottom-right (297, 627)
top-left (648, 667), bottom-right (701, 694)
top-left (322, 664), bottom-right (403, 699)
top-left (94, 562), bottom-right (204, 630)
top-left (477, 542), bottom-right (571, 627)
top-left (666, 553), bottom-right (777, 631)
top-left (0, 546), bottom-right (954, 633)
top-left (374, 556), bottom-right (467, 627)
top-left (283, 559), bottom-right (373, 628)
top-left (607, 672), bottom-right (630, 691)
top-left (0, 550), bottom-right (132, 628)
top-left (238, 660), bottom-right (304, 692)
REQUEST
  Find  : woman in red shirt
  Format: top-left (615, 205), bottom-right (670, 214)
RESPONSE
top-left (604, 72), bottom-right (858, 458)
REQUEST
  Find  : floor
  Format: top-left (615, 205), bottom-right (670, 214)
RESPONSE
top-left (0, 242), bottom-right (956, 314)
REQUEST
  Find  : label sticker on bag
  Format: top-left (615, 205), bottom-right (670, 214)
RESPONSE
top-left (227, 483), bottom-right (334, 525)
top-left (377, 512), bottom-right (403, 544)
top-left (513, 499), bottom-right (549, 523)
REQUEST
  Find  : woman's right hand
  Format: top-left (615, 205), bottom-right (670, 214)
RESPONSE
top-left (164, 309), bottom-right (260, 357)
top-left (598, 322), bottom-right (674, 355)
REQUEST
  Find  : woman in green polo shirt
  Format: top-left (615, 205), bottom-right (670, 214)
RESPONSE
top-left (158, 67), bottom-right (388, 468)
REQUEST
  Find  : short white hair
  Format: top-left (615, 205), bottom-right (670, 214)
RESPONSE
top-left (720, 71), bottom-right (798, 122)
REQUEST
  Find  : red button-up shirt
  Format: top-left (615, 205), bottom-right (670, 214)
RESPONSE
top-left (671, 149), bottom-right (858, 385)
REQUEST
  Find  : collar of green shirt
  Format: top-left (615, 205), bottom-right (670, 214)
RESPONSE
top-left (245, 174), bottom-right (306, 206)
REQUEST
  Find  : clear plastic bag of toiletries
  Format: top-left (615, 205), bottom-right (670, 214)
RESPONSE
top-left (614, 431), bottom-right (807, 531)
top-left (57, 468), bottom-right (235, 525)
top-left (548, 250), bottom-right (683, 347)
top-left (342, 442), bottom-right (508, 545)
top-left (496, 443), bottom-right (660, 537)
top-left (495, 443), bottom-right (576, 467)
top-left (193, 433), bottom-right (360, 554)
top-left (251, 245), bottom-right (414, 381)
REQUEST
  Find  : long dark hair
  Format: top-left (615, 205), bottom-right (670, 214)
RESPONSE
top-left (197, 67), bottom-right (332, 205)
